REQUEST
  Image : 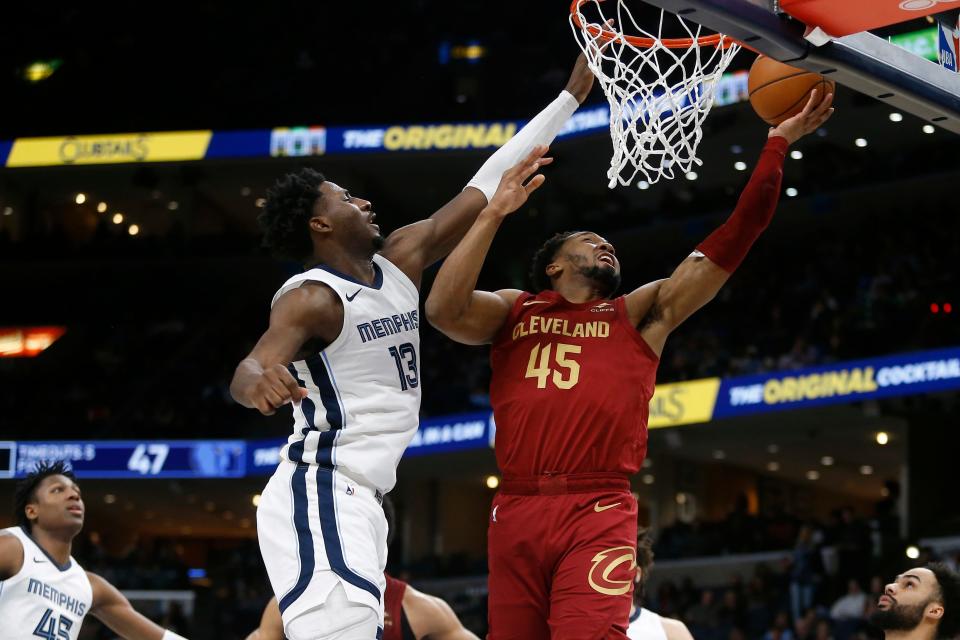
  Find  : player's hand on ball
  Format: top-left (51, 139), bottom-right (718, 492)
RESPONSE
top-left (484, 145), bottom-right (553, 220)
top-left (769, 88), bottom-right (835, 145)
top-left (251, 364), bottom-right (308, 415)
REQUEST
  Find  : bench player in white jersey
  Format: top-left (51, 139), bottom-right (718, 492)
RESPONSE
top-left (0, 461), bottom-right (189, 640)
top-left (628, 530), bottom-right (694, 640)
top-left (229, 55), bottom-right (599, 640)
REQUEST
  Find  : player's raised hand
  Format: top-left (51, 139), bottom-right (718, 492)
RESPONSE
top-left (484, 145), bottom-right (553, 220)
top-left (249, 364), bottom-right (309, 415)
top-left (565, 53), bottom-right (595, 103)
top-left (769, 88), bottom-right (835, 144)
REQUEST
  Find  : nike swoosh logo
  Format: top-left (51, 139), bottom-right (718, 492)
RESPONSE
top-left (33, 557), bottom-right (47, 564)
top-left (345, 289), bottom-right (361, 302)
top-left (523, 300), bottom-right (550, 306)
top-left (594, 501), bottom-right (621, 513)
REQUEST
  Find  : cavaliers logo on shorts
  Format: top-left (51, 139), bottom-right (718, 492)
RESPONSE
top-left (587, 545), bottom-right (637, 596)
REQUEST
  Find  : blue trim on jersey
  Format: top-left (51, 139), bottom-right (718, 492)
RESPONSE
top-left (306, 356), bottom-right (343, 432)
top-left (278, 464), bottom-right (315, 615)
top-left (630, 607), bottom-right (642, 623)
top-left (20, 526), bottom-right (72, 572)
top-left (309, 262), bottom-right (384, 290)
top-left (320, 352), bottom-right (347, 428)
top-left (286, 366), bottom-right (319, 463)
top-left (377, 626), bottom-right (384, 639)
top-left (314, 465), bottom-right (382, 604)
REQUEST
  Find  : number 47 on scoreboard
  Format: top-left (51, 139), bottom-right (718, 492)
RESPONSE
top-left (127, 444), bottom-right (170, 475)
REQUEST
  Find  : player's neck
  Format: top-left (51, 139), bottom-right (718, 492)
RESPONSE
top-left (553, 279), bottom-right (607, 304)
top-left (883, 627), bottom-right (937, 640)
top-left (305, 249), bottom-right (377, 286)
top-left (31, 527), bottom-right (74, 566)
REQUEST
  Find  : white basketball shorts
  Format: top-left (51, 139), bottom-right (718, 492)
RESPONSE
top-left (257, 459), bottom-right (388, 636)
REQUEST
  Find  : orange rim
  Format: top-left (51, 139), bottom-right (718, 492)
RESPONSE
top-left (569, 0), bottom-right (741, 50)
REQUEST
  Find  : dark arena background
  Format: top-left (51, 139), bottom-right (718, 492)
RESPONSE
top-left (1, 1), bottom-right (959, 638)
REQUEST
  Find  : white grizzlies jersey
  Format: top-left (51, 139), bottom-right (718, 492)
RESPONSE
top-left (628, 607), bottom-right (668, 640)
top-left (271, 253), bottom-right (421, 492)
top-left (0, 527), bottom-right (92, 640)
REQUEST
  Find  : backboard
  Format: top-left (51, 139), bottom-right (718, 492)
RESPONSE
top-left (639, 0), bottom-right (960, 133)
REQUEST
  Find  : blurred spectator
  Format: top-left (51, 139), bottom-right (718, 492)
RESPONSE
top-left (829, 580), bottom-right (867, 621)
top-left (790, 525), bottom-right (820, 622)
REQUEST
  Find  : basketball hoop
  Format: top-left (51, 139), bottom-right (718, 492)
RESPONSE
top-left (569, 0), bottom-right (743, 187)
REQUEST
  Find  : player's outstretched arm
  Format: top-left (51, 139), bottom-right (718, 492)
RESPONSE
top-left (662, 617), bottom-right (696, 640)
top-left (629, 89), bottom-right (834, 356)
top-left (381, 55), bottom-right (596, 286)
top-left (425, 147), bottom-right (550, 345)
top-left (0, 533), bottom-right (24, 579)
top-left (230, 284), bottom-right (341, 414)
top-left (244, 597), bottom-right (284, 640)
top-left (87, 572), bottom-right (187, 640)
top-left (404, 585), bottom-right (482, 640)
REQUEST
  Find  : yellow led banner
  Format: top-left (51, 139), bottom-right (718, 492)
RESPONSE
top-left (648, 377), bottom-right (722, 429)
top-left (6, 131), bottom-right (213, 167)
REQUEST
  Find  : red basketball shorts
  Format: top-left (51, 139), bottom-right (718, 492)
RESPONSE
top-left (487, 473), bottom-right (638, 640)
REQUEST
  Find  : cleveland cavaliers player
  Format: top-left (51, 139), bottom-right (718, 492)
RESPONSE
top-left (0, 461), bottom-right (189, 640)
top-left (425, 89), bottom-right (834, 639)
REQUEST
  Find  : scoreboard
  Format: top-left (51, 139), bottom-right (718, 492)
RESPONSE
top-left (1, 440), bottom-right (246, 479)
top-left (0, 411), bottom-right (496, 480)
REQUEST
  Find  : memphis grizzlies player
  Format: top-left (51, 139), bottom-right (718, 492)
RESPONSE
top-left (229, 57), bottom-right (598, 640)
top-left (0, 461), bottom-right (189, 640)
top-left (627, 530), bottom-right (693, 640)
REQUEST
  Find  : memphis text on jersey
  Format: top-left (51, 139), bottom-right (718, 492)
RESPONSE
top-left (26, 578), bottom-right (88, 617)
top-left (356, 309), bottom-right (419, 344)
top-left (511, 316), bottom-right (611, 341)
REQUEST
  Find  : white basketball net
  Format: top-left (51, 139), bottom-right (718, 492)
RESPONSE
top-left (570, 1), bottom-right (741, 187)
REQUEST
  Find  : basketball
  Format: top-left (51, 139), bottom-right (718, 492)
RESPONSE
top-left (748, 55), bottom-right (836, 126)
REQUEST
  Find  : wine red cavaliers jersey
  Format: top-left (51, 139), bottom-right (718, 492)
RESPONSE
top-left (383, 573), bottom-right (415, 640)
top-left (489, 290), bottom-right (659, 478)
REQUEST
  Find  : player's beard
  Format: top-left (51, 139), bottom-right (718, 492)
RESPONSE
top-left (578, 264), bottom-right (621, 298)
top-left (868, 600), bottom-right (929, 632)
top-left (372, 233), bottom-right (386, 251)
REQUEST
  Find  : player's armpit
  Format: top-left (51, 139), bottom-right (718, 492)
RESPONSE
top-left (381, 188), bottom-right (489, 285)
top-left (87, 572), bottom-right (167, 640)
top-left (0, 534), bottom-right (24, 579)
top-left (624, 279), bottom-right (667, 328)
top-left (638, 253), bottom-right (730, 356)
top-left (426, 289), bottom-right (521, 346)
top-left (404, 586), bottom-right (481, 640)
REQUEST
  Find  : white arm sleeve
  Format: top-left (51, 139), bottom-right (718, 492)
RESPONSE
top-left (465, 90), bottom-right (580, 202)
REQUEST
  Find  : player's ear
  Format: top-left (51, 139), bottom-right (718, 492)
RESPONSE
top-left (309, 215), bottom-right (334, 235)
top-left (24, 502), bottom-right (38, 523)
top-left (926, 602), bottom-right (944, 621)
top-left (546, 262), bottom-right (562, 279)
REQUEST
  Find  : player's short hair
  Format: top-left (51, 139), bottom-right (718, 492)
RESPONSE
top-left (260, 168), bottom-right (326, 263)
top-left (529, 231), bottom-right (582, 292)
top-left (637, 527), bottom-right (655, 577)
top-left (635, 527), bottom-right (655, 604)
top-left (14, 460), bottom-right (76, 532)
top-left (928, 562), bottom-right (960, 639)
